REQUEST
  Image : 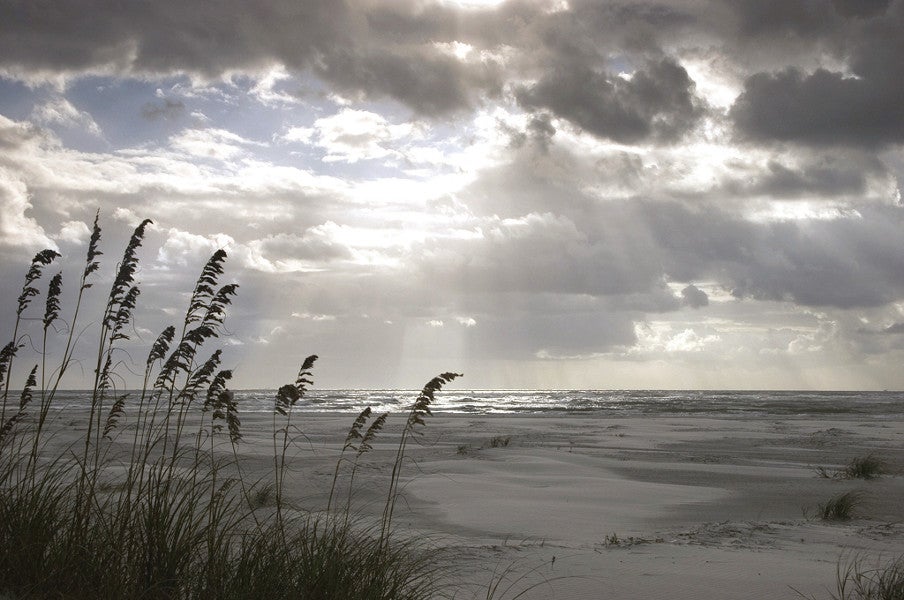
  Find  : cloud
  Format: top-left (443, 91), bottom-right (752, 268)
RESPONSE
top-left (292, 312), bottom-right (336, 322)
top-left (156, 228), bottom-right (234, 268)
top-left (32, 97), bottom-right (102, 136)
top-left (55, 220), bottom-right (91, 244)
top-left (731, 67), bottom-right (904, 147)
top-left (284, 108), bottom-right (417, 164)
top-left (517, 57), bottom-right (703, 143)
top-left (733, 0), bottom-right (838, 38)
top-left (141, 98), bottom-right (185, 121)
top-left (0, 1), bottom-right (344, 78)
top-left (748, 157), bottom-right (872, 198)
top-left (316, 46), bottom-right (503, 116)
top-left (681, 284), bottom-right (709, 308)
top-left (169, 127), bottom-right (264, 160)
top-left (730, 4), bottom-right (904, 147)
top-left (831, 0), bottom-right (892, 18)
top-left (645, 201), bottom-right (904, 309)
top-left (0, 0), bottom-right (504, 116)
top-left (3, 0), bottom-right (904, 388)
top-left (0, 167), bottom-right (55, 250)
top-left (882, 322), bottom-right (904, 334)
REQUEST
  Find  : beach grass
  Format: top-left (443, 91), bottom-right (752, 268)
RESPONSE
top-left (0, 215), bottom-right (458, 599)
top-left (831, 554), bottom-right (904, 600)
top-left (842, 455), bottom-right (887, 481)
top-left (795, 554), bottom-right (904, 600)
top-left (816, 455), bottom-right (887, 481)
top-left (816, 491), bottom-right (864, 522)
top-left (487, 435), bottom-right (511, 448)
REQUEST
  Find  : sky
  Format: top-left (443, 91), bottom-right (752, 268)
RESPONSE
top-left (2, 0), bottom-right (904, 390)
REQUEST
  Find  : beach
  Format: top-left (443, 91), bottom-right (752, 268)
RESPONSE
top-left (199, 409), bottom-right (904, 599)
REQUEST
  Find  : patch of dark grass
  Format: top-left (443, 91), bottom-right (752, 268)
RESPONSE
top-left (486, 436), bottom-right (511, 449)
top-left (248, 481), bottom-right (275, 509)
top-left (816, 490), bottom-right (865, 521)
top-left (815, 454), bottom-right (886, 481)
top-left (843, 455), bottom-right (886, 480)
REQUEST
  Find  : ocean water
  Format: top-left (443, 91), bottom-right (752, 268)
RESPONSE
top-left (41, 389), bottom-right (904, 418)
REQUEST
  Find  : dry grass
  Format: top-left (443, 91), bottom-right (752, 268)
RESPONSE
top-left (831, 554), bottom-right (904, 600)
top-left (816, 455), bottom-right (887, 481)
top-left (0, 215), bottom-right (458, 600)
top-left (816, 490), bottom-right (865, 521)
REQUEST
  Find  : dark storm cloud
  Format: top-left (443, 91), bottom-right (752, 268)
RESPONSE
top-left (730, 1), bottom-right (904, 147)
top-left (731, 67), bottom-right (904, 147)
top-left (646, 202), bottom-right (904, 309)
top-left (0, 0), bottom-right (347, 75)
top-left (517, 57), bottom-right (702, 143)
top-left (0, 0), bottom-right (503, 116)
top-left (855, 321), bottom-right (904, 337)
top-left (733, 0), bottom-right (838, 37)
top-left (681, 284), bottom-right (709, 308)
top-left (740, 157), bottom-right (875, 198)
top-left (831, 0), bottom-right (892, 18)
top-left (314, 47), bottom-right (503, 115)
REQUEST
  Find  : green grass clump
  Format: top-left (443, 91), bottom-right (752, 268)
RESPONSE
top-left (816, 490), bottom-right (864, 521)
top-left (0, 214), bottom-right (461, 600)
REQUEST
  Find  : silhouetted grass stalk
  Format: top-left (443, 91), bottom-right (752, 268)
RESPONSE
top-left (0, 214), bottom-right (459, 599)
top-left (380, 372), bottom-right (462, 546)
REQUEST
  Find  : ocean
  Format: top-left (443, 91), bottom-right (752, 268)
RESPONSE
top-left (39, 389), bottom-right (904, 418)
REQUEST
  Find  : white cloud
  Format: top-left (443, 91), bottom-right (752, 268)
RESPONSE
top-left (55, 220), bottom-right (91, 244)
top-left (292, 312), bottom-right (336, 321)
top-left (0, 168), bottom-right (55, 249)
top-left (170, 128), bottom-right (265, 161)
top-left (249, 65), bottom-right (299, 106)
top-left (633, 322), bottom-right (722, 354)
top-left (31, 96), bottom-right (102, 136)
top-left (285, 108), bottom-right (418, 164)
top-left (156, 228), bottom-right (234, 268)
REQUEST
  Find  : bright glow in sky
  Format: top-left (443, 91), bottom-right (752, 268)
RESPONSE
top-left (2, 0), bottom-right (904, 390)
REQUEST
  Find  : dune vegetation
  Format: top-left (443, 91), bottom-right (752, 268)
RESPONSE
top-left (0, 214), bottom-right (461, 599)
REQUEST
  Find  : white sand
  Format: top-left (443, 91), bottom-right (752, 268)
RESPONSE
top-left (273, 412), bottom-right (904, 599)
